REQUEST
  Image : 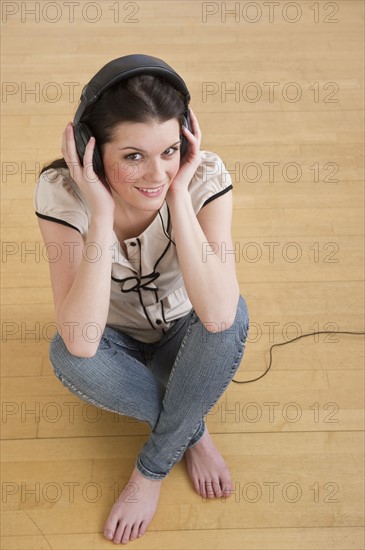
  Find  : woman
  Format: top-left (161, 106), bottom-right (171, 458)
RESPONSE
top-left (34, 55), bottom-right (249, 545)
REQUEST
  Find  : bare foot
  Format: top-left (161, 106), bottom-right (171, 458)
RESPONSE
top-left (184, 427), bottom-right (233, 499)
top-left (103, 466), bottom-right (162, 544)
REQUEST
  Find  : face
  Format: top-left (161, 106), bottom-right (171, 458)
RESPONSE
top-left (102, 118), bottom-right (181, 214)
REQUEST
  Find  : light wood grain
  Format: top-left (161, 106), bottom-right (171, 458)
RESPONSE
top-left (1, 0), bottom-right (364, 548)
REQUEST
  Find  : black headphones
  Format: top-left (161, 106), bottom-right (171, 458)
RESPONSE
top-left (73, 54), bottom-right (192, 178)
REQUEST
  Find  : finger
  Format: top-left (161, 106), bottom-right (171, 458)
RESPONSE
top-left (62, 122), bottom-right (75, 149)
top-left (61, 124), bottom-right (81, 180)
top-left (187, 110), bottom-right (201, 138)
top-left (66, 123), bottom-right (84, 166)
top-left (61, 123), bottom-right (71, 158)
top-left (67, 124), bottom-right (96, 182)
top-left (188, 107), bottom-right (199, 125)
top-left (82, 137), bottom-right (99, 183)
top-left (182, 124), bottom-right (198, 139)
top-left (182, 125), bottom-right (201, 150)
top-left (62, 123), bottom-right (83, 179)
top-left (182, 125), bottom-right (198, 149)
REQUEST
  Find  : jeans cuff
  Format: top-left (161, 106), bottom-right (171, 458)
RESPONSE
top-left (135, 456), bottom-right (169, 481)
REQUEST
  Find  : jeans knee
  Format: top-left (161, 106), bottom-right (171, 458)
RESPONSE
top-left (49, 331), bottom-right (84, 378)
top-left (237, 295), bottom-right (250, 340)
top-left (220, 295), bottom-right (249, 345)
top-left (49, 331), bottom-right (62, 367)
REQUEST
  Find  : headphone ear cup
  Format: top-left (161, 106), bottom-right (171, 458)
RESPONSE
top-left (73, 121), bottom-right (104, 178)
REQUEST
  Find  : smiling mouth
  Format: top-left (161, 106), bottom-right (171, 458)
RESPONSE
top-left (136, 185), bottom-right (165, 196)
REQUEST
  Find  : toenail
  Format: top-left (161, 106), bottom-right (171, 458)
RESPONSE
top-left (104, 530), bottom-right (113, 539)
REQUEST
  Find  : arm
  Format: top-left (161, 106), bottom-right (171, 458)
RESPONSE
top-left (37, 123), bottom-right (116, 357)
top-left (166, 108), bottom-right (239, 331)
top-left (37, 216), bottom-right (114, 358)
top-left (167, 189), bottom-right (239, 331)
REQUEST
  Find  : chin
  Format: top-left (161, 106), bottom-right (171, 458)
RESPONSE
top-left (146, 197), bottom-right (166, 210)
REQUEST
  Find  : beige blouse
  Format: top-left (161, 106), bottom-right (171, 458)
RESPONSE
top-left (34, 150), bottom-right (233, 343)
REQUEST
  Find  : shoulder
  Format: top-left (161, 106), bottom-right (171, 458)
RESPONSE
top-left (188, 150), bottom-right (233, 214)
top-left (35, 167), bottom-right (86, 202)
top-left (34, 167), bottom-right (90, 236)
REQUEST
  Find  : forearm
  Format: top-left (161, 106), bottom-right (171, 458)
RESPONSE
top-left (167, 192), bottom-right (239, 329)
top-left (58, 217), bottom-right (114, 356)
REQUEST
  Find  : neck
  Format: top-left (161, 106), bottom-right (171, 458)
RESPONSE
top-left (112, 193), bottom-right (162, 239)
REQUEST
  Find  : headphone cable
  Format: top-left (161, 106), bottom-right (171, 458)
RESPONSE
top-left (232, 330), bottom-right (365, 384)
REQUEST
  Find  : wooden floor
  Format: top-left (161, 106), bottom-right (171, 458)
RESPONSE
top-left (1, 1), bottom-right (364, 548)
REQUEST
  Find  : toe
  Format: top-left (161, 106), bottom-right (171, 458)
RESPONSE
top-left (121, 525), bottom-right (131, 544)
top-left (221, 475), bottom-right (233, 496)
top-left (104, 514), bottom-right (118, 541)
top-left (104, 528), bottom-right (114, 541)
top-left (213, 479), bottom-right (223, 497)
top-left (192, 477), bottom-right (201, 496)
top-left (205, 481), bottom-right (215, 499)
top-left (113, 522), bottom-right (126, 545)
top-left (129, 523), bottom-right (139, 540)
top-left (138, 520), bottom-right (148, 538)
top-left (199, 480), bottom-right (207, 499)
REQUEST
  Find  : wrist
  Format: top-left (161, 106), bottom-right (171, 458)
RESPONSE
top-left (90, 212), bottom-right (114, 229)
top-left (166, 188), bottom-right (191, 209)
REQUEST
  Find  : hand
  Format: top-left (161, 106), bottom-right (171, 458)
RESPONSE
top-left (166, 108), bottom-right (202, 203)
top-left (61, 122), bottom-right (115, 218)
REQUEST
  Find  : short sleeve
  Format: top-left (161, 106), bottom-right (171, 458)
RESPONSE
top-left (34, 168), bottom-right (90, 236)
top-left (188, 150), bottom-right (233, 214)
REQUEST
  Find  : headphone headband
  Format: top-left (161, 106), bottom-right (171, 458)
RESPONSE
top-left (74, 54), bottom-right (190, 124)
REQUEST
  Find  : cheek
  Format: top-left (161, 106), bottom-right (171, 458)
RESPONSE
top-left (106, 161), bottom-right (141, 187)
top-left (122, 163), bottom-right (141, 186)
top-left (170, 157), bottom-right (181, 177)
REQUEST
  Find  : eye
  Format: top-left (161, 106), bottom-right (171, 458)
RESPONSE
top-left (123, 146), bottom-right (179, 161)
top-left (164, 146), bottom-right (179, 156)
top-left (124, 152), bottom-right (142, 161)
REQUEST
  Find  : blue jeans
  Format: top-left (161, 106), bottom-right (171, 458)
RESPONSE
top-left (49, 294), bottom-right (249, 480)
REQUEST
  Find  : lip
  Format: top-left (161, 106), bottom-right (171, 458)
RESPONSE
top-left (135, 184), bottom-right (165, 198)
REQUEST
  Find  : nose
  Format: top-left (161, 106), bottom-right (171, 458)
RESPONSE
top-left (143, 157), bottom-right (165, 184)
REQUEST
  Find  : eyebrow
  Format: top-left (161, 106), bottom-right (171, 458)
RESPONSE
top-left (118, 140), bottom-right (181, 152)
